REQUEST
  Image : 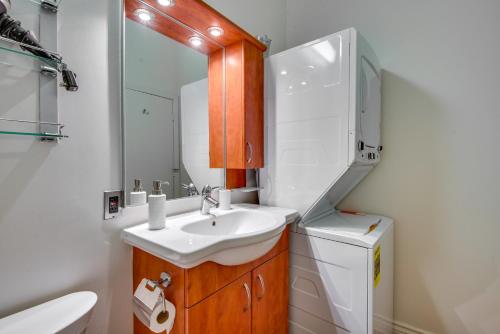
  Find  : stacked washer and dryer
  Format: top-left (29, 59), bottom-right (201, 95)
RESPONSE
top-left (260, 28), bottom-right (394, 334)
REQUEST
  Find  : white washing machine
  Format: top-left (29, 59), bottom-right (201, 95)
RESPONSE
top-left (260, 28), bottom-right (393, 333)
top-left (289, 211), bottom-right (393, 334)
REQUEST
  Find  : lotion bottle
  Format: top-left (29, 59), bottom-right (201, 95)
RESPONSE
top-left (130, 179), bottom-right (147, 206)
top-left (148, 180), bottom-right (169, 230)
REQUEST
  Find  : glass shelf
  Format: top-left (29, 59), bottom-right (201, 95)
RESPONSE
top-left (0, 37), bottom-right (62, 70)
top-left (0, 130), bottom-right (68, 138)
top-left (0, 118), bottom-right (68, 139)
top-left (0, 0), bottom-right (68, 142)
top-left (23, 0), bottom-right (64, 10)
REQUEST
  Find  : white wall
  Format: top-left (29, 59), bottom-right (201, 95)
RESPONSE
top-left (285, 0), bottom-right (500, 333)
top-left (0, 1), bottom-right (287, 333)
top-left (0, 0), bottom-right (128, 333)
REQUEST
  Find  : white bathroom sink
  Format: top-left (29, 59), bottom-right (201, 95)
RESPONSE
top-left (121, 204), bottom-right (298, 268)
top-left (180, 210), bottom-right (276, 236)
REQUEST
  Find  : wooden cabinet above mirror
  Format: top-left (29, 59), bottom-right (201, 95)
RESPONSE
top-left (124, 0), bottom-right (266, 191)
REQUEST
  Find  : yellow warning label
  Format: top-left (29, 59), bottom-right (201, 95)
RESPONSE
top-left (374, 246), bottom-right (381, 288)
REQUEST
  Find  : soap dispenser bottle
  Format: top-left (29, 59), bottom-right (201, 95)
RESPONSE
top-left (148, 180), bottom-right (169, 230)
top-left (130, 179), bottom-right (147, 206)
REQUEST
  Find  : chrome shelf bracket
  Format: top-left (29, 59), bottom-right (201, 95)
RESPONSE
top-left (39, 0), bottom-right (59, 141)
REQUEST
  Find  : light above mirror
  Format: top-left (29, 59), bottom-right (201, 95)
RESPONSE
top-left (157, 0), bottom-right (175, 6)
top-left (207, 26), bottom-right (224, 37)
top-left (134, 8), bottom-right (153, 22)
top-left (189, 36), bottom-right (203, 47)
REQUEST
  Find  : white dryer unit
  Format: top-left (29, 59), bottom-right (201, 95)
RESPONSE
top-left (260, 28), bottom-right (393, 333)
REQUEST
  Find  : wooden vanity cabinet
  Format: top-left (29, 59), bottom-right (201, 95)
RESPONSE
top-left (132, 227), bottom-right (289, 334)
top-left (252, 251), bottom-right (289, 334)
top-left (186, 253), bottom-right (288, 334)
top-left (186, 273), bottom-right (252, 334)
top-left (133, 248), bottom-right (186, 334)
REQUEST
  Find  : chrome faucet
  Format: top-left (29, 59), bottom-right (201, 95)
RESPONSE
top-left (200, 185), bottom-right (219, 215)
top-left (182, 183), bottom-right (199, 196)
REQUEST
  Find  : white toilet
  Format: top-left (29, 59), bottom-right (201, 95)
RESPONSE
top-left (0, 291), bottom-right (97, 334)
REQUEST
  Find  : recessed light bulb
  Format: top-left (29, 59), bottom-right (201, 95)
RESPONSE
top-left (134, 9), bottom-right (153, 22)
top-left (189, 36), bottom-right (203, 47)
top-left (208, 26), bottom-right (224, 37)
top-left (280, 70), bottom-right (287, 75)
top-left (157, 0), bottom-right (175, 6)
top-left (301, 81), bottom-right (307, 86)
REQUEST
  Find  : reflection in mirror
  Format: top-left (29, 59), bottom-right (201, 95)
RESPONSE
top-left (123, 3), bottom-right (224, 204)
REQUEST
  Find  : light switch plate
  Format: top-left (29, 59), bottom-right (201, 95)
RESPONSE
top-left (104, 190), bottom-right (123, 220)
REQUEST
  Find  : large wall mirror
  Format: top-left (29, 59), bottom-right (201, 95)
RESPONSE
top-left (121, 0), bottom-right (225, 204)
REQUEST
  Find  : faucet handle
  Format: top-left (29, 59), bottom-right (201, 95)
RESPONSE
top-left (201, 185), bottom-right (212, 196)
top-left (201, 185), bottom-right (219, 196)
top-left (182, 183), bottom-right (199, 196)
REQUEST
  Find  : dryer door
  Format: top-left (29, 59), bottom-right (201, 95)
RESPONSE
top-left (260, 30), bottom-right (350, 216)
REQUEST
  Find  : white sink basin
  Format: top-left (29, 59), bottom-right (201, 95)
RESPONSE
top-left (121, 204), bottom-right (298, 268)
top-left (181, 211), bottom-right (276, 236)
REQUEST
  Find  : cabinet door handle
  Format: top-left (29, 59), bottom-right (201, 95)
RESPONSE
top-left (246, 142), bottom-right (253, 164)
top-left (243, 282), bottom-right (251, 312)
top-left (257, 274), bottom-right (266, 299)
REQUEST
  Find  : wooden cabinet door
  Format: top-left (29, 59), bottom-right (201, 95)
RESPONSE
top-left (252, 251), bottom-right (289, 334)
top-left (225, 40), bottom-right (264, 170)
top-left (186, 273), bottom-right (252, 334)
top-left (209, 39), bottom-right (264, 189)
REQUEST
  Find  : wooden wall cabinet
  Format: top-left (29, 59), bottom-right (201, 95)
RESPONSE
top-left (225, 40), bottom-right (264, 170)
top-left (209, 39), bottom-right (265, 189)
top-left (208, 49), bottom-right (225, 169)
top-left (222, 40), bottom-right (265, 189)
top-left (132, 227), bottom-right (289, 334)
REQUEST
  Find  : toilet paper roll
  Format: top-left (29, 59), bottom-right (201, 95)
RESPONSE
top-left (133, 278), bottom-right (176, 333)
top-left (133, 298), bottom-right (176, 334)
top-left (134, 279), bottom-right (162, 313)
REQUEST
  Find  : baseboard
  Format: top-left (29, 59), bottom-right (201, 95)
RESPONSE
top-left (375, 315), bottom-right (434, 334)
top-left (392, 320), bottom-right (435, 334)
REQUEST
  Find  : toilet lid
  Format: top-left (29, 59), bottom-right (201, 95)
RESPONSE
top-left (0, 291), bottom-right (97, 334)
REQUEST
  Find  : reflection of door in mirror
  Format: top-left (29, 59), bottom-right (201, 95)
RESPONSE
top-left (124, 17), bottom-right (223, 204)
top-left (125, 89), bottom-right (175, 199)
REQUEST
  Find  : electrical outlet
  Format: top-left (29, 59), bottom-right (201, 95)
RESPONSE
top-left (104, 190), bottom-right (123, 220)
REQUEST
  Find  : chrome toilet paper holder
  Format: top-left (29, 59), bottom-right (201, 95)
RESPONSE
top-left (148, 272), bottom-right (172, 289)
